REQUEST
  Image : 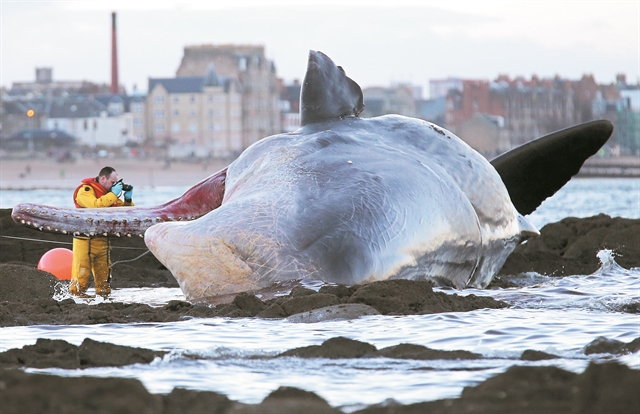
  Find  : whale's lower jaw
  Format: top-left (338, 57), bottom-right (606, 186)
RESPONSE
top-left (144, 222), bottom-right (261, 301)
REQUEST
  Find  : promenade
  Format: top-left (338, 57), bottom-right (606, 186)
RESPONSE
top-left (0, 157), bottom-right (232, 190)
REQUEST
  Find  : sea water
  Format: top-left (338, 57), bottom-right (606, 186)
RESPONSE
top-left (1, 177), bottom-right (639, 411)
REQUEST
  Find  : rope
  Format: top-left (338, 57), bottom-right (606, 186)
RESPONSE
top-left (0, 235), bottom-right (148, 250)
top-left (111, 250), bottom-right (152, 266)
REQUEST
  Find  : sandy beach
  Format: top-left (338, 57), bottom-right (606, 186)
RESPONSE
top-left (0, 157), bottom-right (233, 190)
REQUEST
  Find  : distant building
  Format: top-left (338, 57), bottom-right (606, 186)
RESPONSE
top-left (457, 114), bottom-right (510, 158)
top-left (2, 68), bottom-right (145, 146)
top-left (445, 74), bottom-right (629, 153)
top-left (279, 79), bottom-right (301, 132)
top-left (175, 44), bottom-right (281, 146)
top-left (614, 74), bottom-right (640, 155)
top-left (147, 64), bottom-right (243, 158)
top-left (429, 78), bottom-right (464, 99)
top-left (361, 84), bottom-right (417, 118)
top-left (8, 67), bottom-right (112, 99)
top-left (45, 96), bottom-right (135, 148)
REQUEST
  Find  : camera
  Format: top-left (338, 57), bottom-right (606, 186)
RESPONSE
top-left (115, 179), bottom-right (133, 192)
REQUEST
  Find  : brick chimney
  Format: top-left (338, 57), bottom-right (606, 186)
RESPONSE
top-left (110, 12), bottom-right (119, 94)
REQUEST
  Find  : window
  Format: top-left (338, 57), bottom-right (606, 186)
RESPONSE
top-left (208, 109), bottom-right (214, 118)
top-left (173, 109), bottom-right (180, 117)
top-left (155, 123), bottom-right (164, 132)
top-left (190, 95), bottom-right (196, 104)
top-left (132, 103), bottom-right (143, 113)
top-left (133, 119), bottom-right (142, 127)
top-left (189, 110), bottom-right (197, 118)
top-left (154, 110), bottom-right (165, 119)
top-left (189, 123), bottom-right (197, 132)
top-left (154, 95), bottom-right (164, 104)
top-left (172, 122), bottom-right (180, 132)
top-left (208, 94), bottom-right (214, 103)
top-left (83, 120), bottom-right (88, 130)
top-left (208, 123), bottom-right (214, 131)
top-left (173, 96), bottom-right (179, 104)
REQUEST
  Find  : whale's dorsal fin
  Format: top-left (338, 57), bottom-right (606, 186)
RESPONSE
top-left (490, 120), bottom-right (613, 216)
top-left (300, 50), bottom-right (364, 126)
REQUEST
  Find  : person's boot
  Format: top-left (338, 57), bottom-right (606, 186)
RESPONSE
top-left (70, 237), bottom-right (91, 297)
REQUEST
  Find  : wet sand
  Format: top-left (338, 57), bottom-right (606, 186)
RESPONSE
top-left (1, 209), bottom-right (639, 413)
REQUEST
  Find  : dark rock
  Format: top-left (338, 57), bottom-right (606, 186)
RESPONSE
top-left (280, 336), bottom-right (377, 359)
top-left (583, 336), bottom-right (640, 355)
top-left (0, 264), bottom-right (58, 302)
top-left (0, 338), bottom-right (79, 369)
top-left (233, 292), bottom-right (267, 315)
top-left (377, 343), bottom-right (482, 360)
top-left (236, 386), bottom-right (340, 414)
top-left (348, 279), bottom-right (506, 315)
top-left (280, 293), bottom-right (340, 315)
top-left (78, 338), bottom-right (165, 367)
top-left (163, 388), bottom-right (232, 414)
top-left (0, 369), bottom-right (162, 414)
top-left (520, 349), bottom-right (560, 361)
top-left (500, 215), bottom-right (640, 277)
top-left (575, 361), bottom-right (640, 414)
top-left (257, 303), bottom-right (287, 318)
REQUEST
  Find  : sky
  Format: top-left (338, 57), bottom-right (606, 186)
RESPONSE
top-left (1, 0), bottom-right (638, 98)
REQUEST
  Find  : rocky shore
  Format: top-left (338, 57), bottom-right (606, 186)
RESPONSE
top-left (1, 209), bottom-right (639, 413)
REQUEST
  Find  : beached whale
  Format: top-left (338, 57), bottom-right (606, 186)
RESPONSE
top-left (12, 51), bottom-right (612, 301)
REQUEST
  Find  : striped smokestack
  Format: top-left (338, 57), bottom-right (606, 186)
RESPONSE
top-left (110, 11), bottom-right (119, 94)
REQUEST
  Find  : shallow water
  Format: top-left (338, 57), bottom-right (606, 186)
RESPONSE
top-left (1, 177), bottom-right (639, 411)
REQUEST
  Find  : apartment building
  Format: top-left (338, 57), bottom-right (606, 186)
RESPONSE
top-left (147, 65), bottom-right (243, 158)
top-left (175, 44), bottom-right (281, 146)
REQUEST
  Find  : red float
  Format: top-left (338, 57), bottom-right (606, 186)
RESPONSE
top-left (38, 248), bottom-right (73, 280)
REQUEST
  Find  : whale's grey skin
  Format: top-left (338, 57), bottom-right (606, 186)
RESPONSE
top-left (144, 114), bottom-right (534, 300)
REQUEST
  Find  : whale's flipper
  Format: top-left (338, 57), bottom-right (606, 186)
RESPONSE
top-left (490, 120), bottom-right (613, 216)
top-left (300, 50), bottom-right (364, 126)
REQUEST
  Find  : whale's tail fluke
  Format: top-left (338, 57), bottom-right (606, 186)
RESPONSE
top-left (490, 120), bottom-right (613, 216)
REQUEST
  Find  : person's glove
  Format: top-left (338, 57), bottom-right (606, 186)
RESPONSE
top-left (111, 181), bottom-right (123, 197)
top-left (124, 186), bottom-right (134, 202)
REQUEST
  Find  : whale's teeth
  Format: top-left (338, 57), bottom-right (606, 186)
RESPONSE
top-left (38, 227), bottom-right (43, 231)
top-left (89, 232), bottom-right (95, 237)
top-left (103, 232), bottom-right (108, 236)
top-left (62, 231), bottom-right (68, 235)
top-left (26, 221), bottom-right (31, 225)
top-left (74, 232), bottom-right (80, 236)
top-left (31, 208), bottom-right (36, 213)
top-left (21, 220), bottom-right (25, 224)
top-left (86, 217), bottom-right (94, 222)
top-left (32, 222), bottom-right (38, 228)
top-left (54, 228), bottom-right (59, 232)
top-left (46, 226), bottom-right (51, 231)
top-left (75, 215), bottom-right (80, 219)
top-left (52, 212), bottom-right (56, 215)
top-left (112, 218), bottom-right (118, 223)
top-left (64, 214), bottom-right (68, 218)
top-left (115, 233), bottom-right (121, 237)
top-left (133, 217), bottom-right (139, 221)
top-left (139, 234), bottom-right (144, 238)
top-left (40, 210), bottom-right (46, 215)
top-left (145, 217), bottom-right (152, 222)
top-left (122, 219), bottom-right (128, 224)
top-left (177, 217), bottom-right (182, 221)
top-left (127, 234), bottom-right (132, 238)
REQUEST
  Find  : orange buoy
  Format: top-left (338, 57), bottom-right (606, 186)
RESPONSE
top-left (38, 248), bottom-right (73, 280)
